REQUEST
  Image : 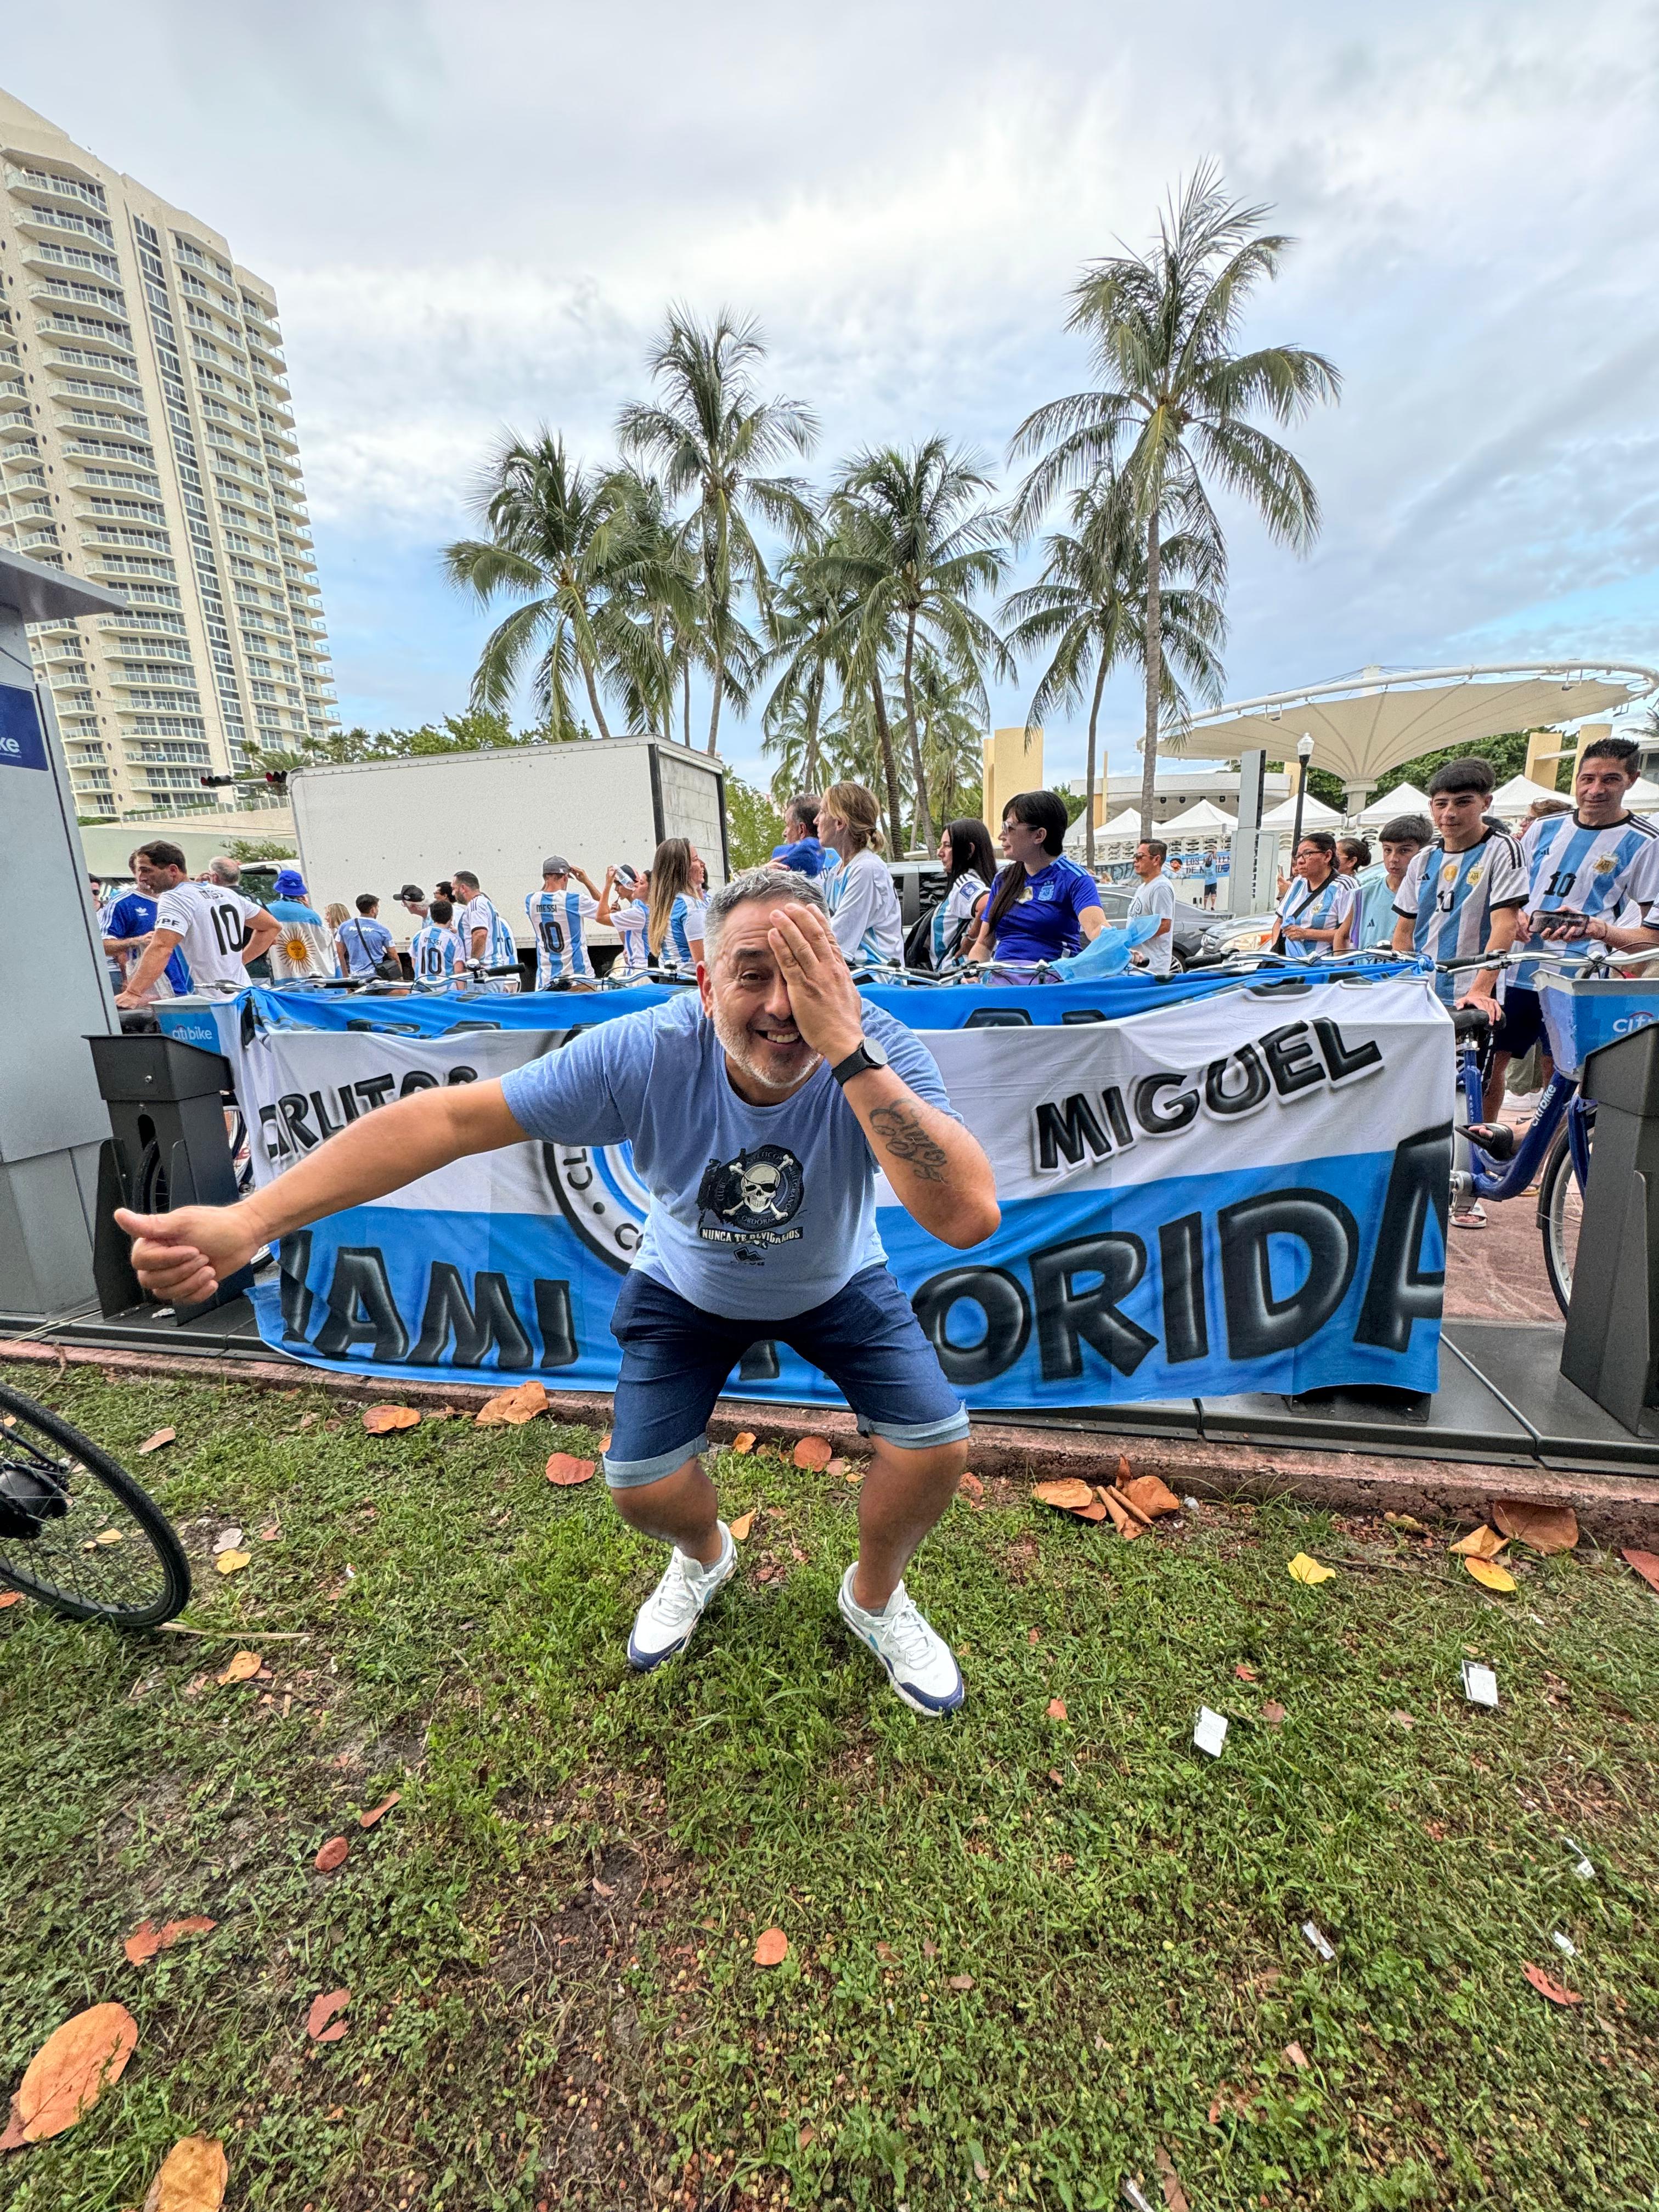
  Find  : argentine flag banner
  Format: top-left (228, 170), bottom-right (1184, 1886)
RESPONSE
top-left (204, 967), bottom-right (1454, 1412)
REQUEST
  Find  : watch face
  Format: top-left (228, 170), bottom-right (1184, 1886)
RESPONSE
top-left (862, 1035), bottom-right (889, 1070)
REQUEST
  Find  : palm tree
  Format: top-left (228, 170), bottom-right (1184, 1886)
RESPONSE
top-left (823, 440), bottom-right (1009, 850)
top-left (905, 644), bottom-right (990, 824)
top-left (761, 532), bottom-right (860, 797)
top-left (618, 308), bottom-right (818, 755)
top-left (443, 434), bottom-right (682, 739)
top-left (1001, 475), bottom-right (1226, 862)
top-left (1008, 164), bottom-right (1340, 822)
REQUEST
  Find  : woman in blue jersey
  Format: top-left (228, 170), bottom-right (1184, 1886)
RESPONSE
top-left (646, 839), bottom-right (706, 969)
top-left (931, 818), bottom-right (995, 969)
top-left (1273, 833), bottom-right (1357, 959)
top-left (967, 789), bottom-right (1103, 969)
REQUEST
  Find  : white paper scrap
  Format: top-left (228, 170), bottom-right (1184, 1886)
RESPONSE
top-left (1551, 1930), bottom-right (1578, 1958)
top-left (212, 1526), bottom-right (244, 1555)
top-left (1462, 1660), bottom-right (1499, 1708)
top-left (1300, 1920), bottom-right (1336, 1962)
top-left (1193, 1707), bottom-right (1228, 1757)
top-left (1120, 2182), bottom-right (1157, 2212)
top-left (1183, 1496), bottom-right (1200, 1510)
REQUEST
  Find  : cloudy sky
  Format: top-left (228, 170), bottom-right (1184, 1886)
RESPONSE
top-left (8, 1), bottom-right (1658, 789)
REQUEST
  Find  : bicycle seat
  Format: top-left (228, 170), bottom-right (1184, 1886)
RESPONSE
top-left (1450, 1006), bottom-right (1490, 1040)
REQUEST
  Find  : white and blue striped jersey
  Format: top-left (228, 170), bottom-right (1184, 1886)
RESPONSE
top-left (458, 893), bottom-right (517, 968)
top-left (410, 921), bottom-right (464, 984)
top-left (1275, 872), bottom-right (1356, 960)
top-left (1513, 810), bottom-right (1659, 987)
top-left (1395, 826), bottom-right (1528, 1004)
top-left (526, 885), bottom-right (599, 986)
top-left (663, 893), bottom-right (703, 967)
top-left (608, 897), bottom-right (651, 975)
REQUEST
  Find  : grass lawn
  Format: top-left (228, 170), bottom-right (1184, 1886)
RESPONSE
top-left (2, 1359), bottom-right (1657, 2212)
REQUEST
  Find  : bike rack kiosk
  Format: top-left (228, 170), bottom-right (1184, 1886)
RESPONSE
top-left (1560, 1023), bottom-right (1659, 1431)
top-left (86, 1034), bottom-right (252, 1324)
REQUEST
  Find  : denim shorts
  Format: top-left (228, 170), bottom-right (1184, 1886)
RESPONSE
top-left (602, 1263), bottom-right (970, 1488)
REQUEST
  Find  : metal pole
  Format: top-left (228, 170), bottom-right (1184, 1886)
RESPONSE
top-left (1289, 731), bottom-right (1314, 861)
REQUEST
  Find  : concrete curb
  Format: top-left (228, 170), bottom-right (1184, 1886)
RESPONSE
top-left (6, 1337), bottom-right (1658, 1545)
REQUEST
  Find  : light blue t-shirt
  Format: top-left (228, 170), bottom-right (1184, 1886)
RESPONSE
top-left (499, 992), bottom-right (958, 1319)
top-left (339, 916), bottom-right (396, 977)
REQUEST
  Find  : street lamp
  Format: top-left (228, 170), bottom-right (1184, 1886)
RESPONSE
top-left (1289, 732), bottom-right (1314, 864)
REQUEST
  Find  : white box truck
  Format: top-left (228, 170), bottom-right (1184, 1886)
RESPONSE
top-left (287, 736), bottom-right (730, 958)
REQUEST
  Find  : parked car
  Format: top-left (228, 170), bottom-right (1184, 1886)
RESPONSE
top-left (1199, 909), bottom-right (1281, 959)
top-left (1093, 884), bottom-right (1218, 970)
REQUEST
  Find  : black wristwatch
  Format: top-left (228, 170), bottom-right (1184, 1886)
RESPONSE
top-left (830, 1035), bottom-right (889, 1087)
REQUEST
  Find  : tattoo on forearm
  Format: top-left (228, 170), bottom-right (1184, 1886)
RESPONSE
top-left (868, 1102), bottom-right (948, 1183)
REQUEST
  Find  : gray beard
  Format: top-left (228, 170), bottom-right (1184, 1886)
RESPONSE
top-left (709, 1000), bottom-right (821, 1099)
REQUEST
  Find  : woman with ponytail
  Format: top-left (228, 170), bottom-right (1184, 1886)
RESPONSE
top-left (819, 782), bottom-right (904, 965)
top-left (646, 838), bottom-right (706, 968)
top-left (967, 790), bottom-right (1103, 969)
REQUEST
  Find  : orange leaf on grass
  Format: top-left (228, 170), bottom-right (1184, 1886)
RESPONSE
top-left (753, 1927), bottom-right (788, 1967)
top-left (958, 1471), bottom-right (984, 1500)
top-left (141, 2132), bottom-right (228, 2211)
top-left (358, 1793), bottom-right (400, 1829)
top-left (137, 1428), bottom-right (176, 1456)
top-left (1076, 1499), bottom-right (1109, 1522)
top-left (1154, 2145), bottom-right (1190, 2212)
top-left (729, 1511), bottom-right (757, 1542)
top-left (1046, 1698), bottom-right (1068, 1720)
top-left (1114, 1455), bottom-right (1132, 1483)
top-left (1106, 1483), bottom-right (1153, 1527)
top-left (215, 1650), bottom-right (261, 1685)
top-left (599, 1430), bottom-right (612, 1451)
top-left (1120, 1473), bottom-right (1182, 1519)
top-left (730, 1432), bottom-right (757, 1455)
top-left (476, 1381), bottom-right (547, 1427)
top-left (212, 1550), bottom-right (250, 1576)
top-left (947, 1973), bottom-right (974, 1991)
top-left (305, 1989), bottom-right (350, 2041)
top-left (3, 2002), bottom-right (137, 2143)
top-left (0, 1593), bottom-right (22, 1610)
top-left (1464, 1557), bottom-right (1517, 1593)
top-left (545, 1453), bottom-right (596, 1487)
top-left (1492, 1498), bottom-right (1578, 1554)
top-left (362, 1404), bottom-right (420, 1435)
top-left (313, 1836), bottom-right (349, 1873)
top-left (1101, 1491), bottom-right (1142, 1541)
top-left (122, 1916), bottom-right (215, 1966)
top-left (793, 1436), bottom-right (833, 1470)
top-left (1523, 1961), bottom-right (1582, 2007)
top-left (1031, 1479), bottom-right (1094, 1514)
top-left (1448, 1525), bottom-right (1508, 1559)
top-left (1623, 1548), bottom-right (1659, 1595)
top-left (1234, 1663), bottom-right (1259, 1681)
top-left (1261, 1701), bottom-right (1286, 1726)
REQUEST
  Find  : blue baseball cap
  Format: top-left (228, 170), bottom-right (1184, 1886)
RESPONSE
top-left (273, 868), bottom-right (307, 898)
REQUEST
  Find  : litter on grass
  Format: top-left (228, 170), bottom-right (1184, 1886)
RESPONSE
top-left (1551, 1930), bottom-right (1577, 1958)
top-left (1300, 1920), bottom-right (1336, 1962)
top-left (1119, 2181), bottom-right (1157, 2212)
top-left (1562, 1837), bottom-right (1596, 1880)
top-left (1461, 1660), bottom-right (1499, 1708)
top-left (1193, 1707), bottom-right (1228, 1758)
top-left (211, 1527), bottom-right (243, 1555)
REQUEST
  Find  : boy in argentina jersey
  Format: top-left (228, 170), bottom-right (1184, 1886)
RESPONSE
top-left (525, 855), bottom-right (601, 986)
top-left (410, 897), bottom-right (465, 984)
top-left (1392, 759), bottom-right (1528, 1012)
top-left (1484, 738), bottom-right (1659, 1111)
top-left (599, 863), bottom-right (651, 975)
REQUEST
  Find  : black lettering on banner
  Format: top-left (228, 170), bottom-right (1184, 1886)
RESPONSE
top-left (399, 1070), bottom-right (439, 1097)
top-left (1261, 1023), bottom-right (1324, 1097)
top-left (1355, 1124), bottom-right (1451, 1353)
top-left (446, 1064), bottom-right (478, 1086)
top-left (314, 1246), bottom-right (410, 1362)
top-left (309, 1090), bottom-right (345, 1142)
top-left (1030, 1233), bottom-right (1157, 1380)
top-left (257, 1101), bottom-right (287, 1164)
top-left (1101, 1087), bottom-right (1133, 1149)
top-left (1132, 1071), bottom-right (1200, 1136)
top-left (337, 1085), bottom-right (359, 1123)
top-left (278, 1231), bottom-right (313, 1344)
top-left (1204, 1045), bottom-right (1271, 1119)
top-left (277, 1091), bottom-right (318, 1151)
top-left (1313, 1020), bottom-right (1384, 1085)
top-left (353, 1074), bottom-right (397, 1111)
top-left (1158, 1213), bottom-right (1209, 1363)
top-left (412, 1263), bottom-right (533, 1368)
top-left (1218, 1189), bottom-right (1358, 1360)
top-left (913, 1267), bottom-right (1032, 1386)
top-left (738, 1340), bottom-right (781, 1382)
top-left (533, 1278), bottom-right (578, 1368)
top-left (1035, 1093), bottom-right (1111, 1173)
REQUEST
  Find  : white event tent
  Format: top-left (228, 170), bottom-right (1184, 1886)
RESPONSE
top-left (1357, 781), bottom-right (1431, 825)
top-left (1260, 791), bottom-right (1343, 831)
top-left (1160, 798), bottom-right (1237, 836)
top-left (1488, 773), bottom-right (1566, 820)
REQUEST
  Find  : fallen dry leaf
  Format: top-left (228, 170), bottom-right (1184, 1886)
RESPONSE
top-left (1031, 1478), bottom-right (1095, 1514)
top-left (1234, 1663), bottom-right (1259, 1681)
top-left (1287, 1553), bottom-right (1335, 1585)
top-left (1046, 1697), bottom-right (1068, 1720)
top-left (1464, 1557), bottom-right (1517, 1594)
top-left (792, 1436), bottom-right (833, 1470)
top-left (1114, 1454), bottom-right (1132, 1482)
top-left (544, 1453), bottom-right (596, 1487)
top-left (730, 1432), bottom-right (756, 1455)
top-left (0, 1593), bottom-right (22, 1610)
top-left (215, 1650), bottom-right (261, 1685)
top-left (947, 1973), bottom-right (974, 1991)
top-left (476, 1381), bottom-right (548, 1427)
top-left (1391, 1708), bottom-right (1417, 1730)
top-left (1106, 1483), bottom-right (1153, 1528)
top-left (137, 1428), bottom-right (176, 1456)
top-left (1622, 1548), bottom-right (1659, 1595)
top-left (753, 1927), bottom-right (788, 1967)
top-left (1154, 2144), bottom-right (1190, 2212)
top-left (323, 1418), bottom-right (343, 1432)
top-left (212, 1550), bottom-right (250, 1577)
top-left (797, 2124), bottom-right (816, 2150)
top-left (313, 1836), bottom-right (349, 1873)
top-left (1120, 1473), bottom-right (1182, 1519)
top-left (592, 1877), bottom-right (616, 1899)
top-left (1261, 1701), bottom-right (1286, 1726)
top-left (122, 1915), bottom-right (217, 1967)
top-left (1077, 1498), bottom-right (1109, 1523)
top-left (362, 1403), bottom-right (420, 1435)
top-left (1523, 1961), bottom-right (1582, 2007)
top-left (296, 1413), bottom-right (318, 1431)
top-left (1449, 1524), bottom-right (1509, 1559)
top-left (957, 1471), bottom-right (984, 1501)
top-left (1101, 1489), bottom-right (1141, 1539)
top-left (1283, 2041), bottom-right (1308, 2070)
top-left (141, 2132), bottom-right (227, 2212)
top-left (358, 1793), bottom-right (400, 1829)
top-left (1026, 1626), bottom-right (1040, 1645)
top-left (729, 1511), bottom-right (757, 1542)
top-left (306, 1989), bottom-right (349, 2041)
top-left (826, 1455), bottom-right (849, 1478)
top-left (4, 2002), bottom-right (137, 2143)
top-left (1492, 1499), bottom-right (1578, 1554)
top-left (598, 1430), bottom-right (612, 1451)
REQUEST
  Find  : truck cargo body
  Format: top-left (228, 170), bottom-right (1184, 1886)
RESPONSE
top-left (288, 738), bottom-right (729, 949)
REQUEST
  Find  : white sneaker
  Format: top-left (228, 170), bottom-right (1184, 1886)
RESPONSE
top-left (837, 1565), bottom-right (965, 1716)
top-left (627, 1523), bottom-right (736, 1671)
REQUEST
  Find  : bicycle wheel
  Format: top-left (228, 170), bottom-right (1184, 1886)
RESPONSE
top-left (0, 1380), bottom-right (191, 1629)
top-left (1537, 1123), bottom-right (1588, 1318)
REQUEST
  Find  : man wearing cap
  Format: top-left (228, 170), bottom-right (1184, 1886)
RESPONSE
top-left (394, 884), bottom-right (430, 929)
top-left (599, 863), bottom-right (651, 977)
top-left (526, 855), bottom-right (602, 988)
top-left (264, 868), bottom-right (336, 982)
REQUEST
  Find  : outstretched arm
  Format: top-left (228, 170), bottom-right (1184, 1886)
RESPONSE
top-left (115, 1080), bottom-right (527, 1306)
top-left (768, 906), bottom-right (999, 1249)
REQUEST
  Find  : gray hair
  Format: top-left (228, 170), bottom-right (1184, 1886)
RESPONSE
top-left (207, 855), bottom-right (241, 885)
top-left (703, 866), bottom-right (828, 956)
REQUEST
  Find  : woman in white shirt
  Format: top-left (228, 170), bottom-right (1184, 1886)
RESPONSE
top-left (932, 819), bottom-right (995, 969)
top-left (820, 781), bottom-right (904, 966)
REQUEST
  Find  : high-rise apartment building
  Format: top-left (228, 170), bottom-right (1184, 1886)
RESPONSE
top-left (0, 87), bottom-right (340, 822)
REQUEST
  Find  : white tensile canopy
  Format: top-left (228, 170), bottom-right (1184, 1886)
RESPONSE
top-left (1068, 806), bottom-right (1144, 853)
top-left (1260, 791), bottom-right (1343, 830)
top-left (1166, 662), bottom-right (1658, 809)
top-left (1628, 774), bottom-right (1659, 809)
top-left (1357, 781), bottom-right (1431, 825)
top-left (1160, 798), bottom-right (1237, 834)
top-left (1488, 772), bottom-right (1567, 820)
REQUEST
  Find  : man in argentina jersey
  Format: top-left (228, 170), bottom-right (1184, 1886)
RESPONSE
top-left (525, 855), bottom-right (602, 986)
top-left (599, 863), bottom-right (651, 975)
top-left (452, 869), bottom-right (519, 968)
top-left (410, 897), bottom-right (466, 984)
top-left (1484, 737), bottom-right (1659, 1110)
top-left (1391, 759), bottom-right (1528, 1014)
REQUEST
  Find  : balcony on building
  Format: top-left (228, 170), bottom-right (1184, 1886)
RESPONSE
top-left (3, 160), bottom-right (109, 211)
